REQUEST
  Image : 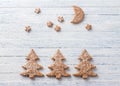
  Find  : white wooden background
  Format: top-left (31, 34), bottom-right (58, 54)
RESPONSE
top-left (0, 0), bottom-right (120, 86)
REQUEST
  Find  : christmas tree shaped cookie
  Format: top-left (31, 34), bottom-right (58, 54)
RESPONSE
top-left (20, 49), bottom-right (44, 79)
top-left (47, 49), bottom-right (71, 79)
top-left (73, 49), bottom-right (97, 79)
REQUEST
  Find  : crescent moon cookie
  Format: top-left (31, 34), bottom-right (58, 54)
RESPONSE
top-left (71, 6), bottom-right (84, 24)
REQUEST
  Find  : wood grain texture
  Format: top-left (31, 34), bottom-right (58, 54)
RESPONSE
top-left (0, 0), bottom-right (120, 86)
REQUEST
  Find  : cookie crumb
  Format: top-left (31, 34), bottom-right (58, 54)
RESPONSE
top-left (34, 8), bottom-right (41, 14)
top-left (25, 26), bottom-right (31, 32)
top-left (85, 24), bottom-right (92, 31)
top-left (47, 21), bottom-right (53, 27)
top-left (54, 25), bottom-right (61, 32)
top-left (58, 16), bottom-right (64, 22)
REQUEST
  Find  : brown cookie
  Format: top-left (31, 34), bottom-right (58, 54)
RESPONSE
top-left (54, 25), bottom-right (61, 32)
top-left (47, 21), bottom-right (53, 27)
top-left (20, 49), bottom-right (44, 79)
top-left (46, 49), bottom-right (71, 79)
top-left (85, 24), bottom-right (92, 31)
top-left (34, 8), bottom-right (41, 14)
top-left (73, 49), bottom-right (97, 79)
top-left (25, 26), bottom-right (31, 32)
top-left (58, 16), bottom-right (64, 22)
top-left (71, 6), bottom-right (84, 24)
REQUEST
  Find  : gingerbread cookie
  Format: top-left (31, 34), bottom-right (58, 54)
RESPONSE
top-left (25, 26), bottom-right (31, 32)
top-left (85, 24), bottom-right (92, 31)
top-left (47, 49), bottom-right (71, 79)
top-left (34, 8), bottom-right (41, 14)
top-left (73, 49), bottom-right (97, 79)
top-left (58, 16), bottom-right (64, 22)
top-left (71, 6), bottom-right (84, 24)
top-left (54, 25), bottom-right (61, 32)
top-left (21, 49), bottom-right (44, 79)
top-left (47, 21), bottom-right (53, 27)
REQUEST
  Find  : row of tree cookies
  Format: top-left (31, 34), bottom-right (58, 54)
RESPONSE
top-left (21, 49), bottom-right (97, 79)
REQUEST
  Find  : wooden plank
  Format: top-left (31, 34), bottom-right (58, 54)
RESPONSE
top-left (0, 32), bottom-right (119, 40)
top-left (0, 48), bottom-right (119, 57)
top-left (0, 0), bottom-right (120, 7)
top-left (0, 81), bottom-right (120, 86)
top-left (0, 73), bottom-right (120, 82)
top-left (0, 7), bottom-right (120, 15)
top-left (0, 39), bottom-right (119, 48)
